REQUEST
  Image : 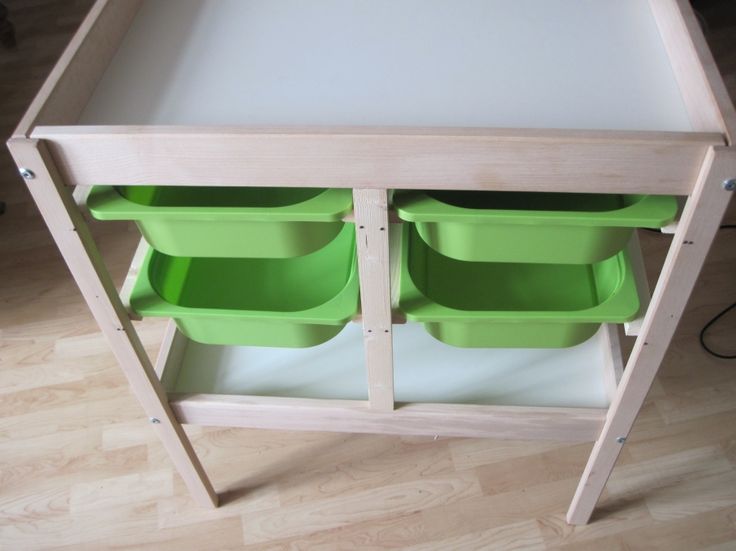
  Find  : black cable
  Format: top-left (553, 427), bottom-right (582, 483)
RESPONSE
top-left (697, 224), bottom-right (736, 359)
top-left (699, 301), bottom-right (736, 359)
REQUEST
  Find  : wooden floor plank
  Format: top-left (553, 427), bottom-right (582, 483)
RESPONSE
top-left (1, 0), bottom-right (736, 548)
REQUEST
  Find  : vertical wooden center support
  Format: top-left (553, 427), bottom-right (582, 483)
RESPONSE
top-left (353, 189), bottom-right (395, 411)
top-left (566, 146), bottom-right (736, 524)
top-left (7, 138), bottom-right (219, 509)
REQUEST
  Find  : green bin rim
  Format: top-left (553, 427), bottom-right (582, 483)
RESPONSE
top-left (399, 224), bottom-right (641, 323)
top-left (130, 226), bottom-right (359, 325)
top-left (87, 186), bottom-right (353, 222)
top-left (394, 191), bottom-right (678, 228)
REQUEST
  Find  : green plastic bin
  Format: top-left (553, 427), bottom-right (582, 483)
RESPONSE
top-left (394, 191), bottom-right (677, 264)
top-left (399, 224), bottom-right (640, 348)
top-left (88, 186), bottom-right (353, 258)
top-left (130, 224), bottom-right (359, 347)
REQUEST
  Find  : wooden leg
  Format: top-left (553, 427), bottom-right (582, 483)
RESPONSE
top-left (566, 146), bottom-right (736, 525)
top-left (353, 189), bottom-right (394, 411)
top-left (601, 324), bottom-right (624, 405)
top-left (7, 137), bottom-right (219, 508)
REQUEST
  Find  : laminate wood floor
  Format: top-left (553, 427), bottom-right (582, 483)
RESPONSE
top-left (1, 1), bottom-right (736, 549)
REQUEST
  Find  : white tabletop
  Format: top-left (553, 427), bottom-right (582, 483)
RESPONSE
top-left (80, 0), bottom-right (692, 131)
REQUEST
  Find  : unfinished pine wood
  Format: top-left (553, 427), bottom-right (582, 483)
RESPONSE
top-left (567, 146), bottom-right (736, 525)
top-left (601, 325), bottom-right (625, 405)
top-left (3, 1), bottom-right (736, 546)
top-left (16, 0), bottom-right (725, 200)
top-left (624, 231), bottom-right (652, 336)
top-left (154, 321), bottom-right (187, 387)
top-left (33, 126), bottom-right (721, 194)
top-left (13, 0), bottom-right (142, 137)
top-left (118, 237), bottom-right (146, 321)
top-left (71, 184), bottom-right (91, 211)
top-left (5, 138), bottom-right (218, 509)
top-left (168, 394), bottom-right (604, 442)
top-left (649, 0), bottom-right (736, 142)
top-left (352, 189), bottom-right (394, 411)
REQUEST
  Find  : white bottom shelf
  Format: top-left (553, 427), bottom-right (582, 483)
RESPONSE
top-left (167, 322), bottom-right (613, 409)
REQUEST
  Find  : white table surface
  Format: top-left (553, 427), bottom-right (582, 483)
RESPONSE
top-left (80, 0), bottom-right (692, 131)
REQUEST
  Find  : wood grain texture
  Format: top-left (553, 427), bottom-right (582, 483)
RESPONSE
top-left (154, 321), bottom-right (187, 388)
top-left (6, 138), bottom-right (218, 509)
top-left (168, 394), bottom-right (605, 442)
top-left (624, 231), bottom-right (652, 336)
top-left (649, 0), bottom-right (736, 142)
top-left (353, 189), bottom-right (394, 411)
top-left (118, 236), bottom-right (146, 321)
top-left (13, 0), bottom-right (143, 137)
top-left (2, 0), bottom-right (736, 547)
top-left (567, 146), bottom-right (736, 525)
top-left (34, 125), bottom-right (722, 194)
top-left (2, 194), bottom-right (736, 546)
top-left (602, 324), bottom-right (625, 405)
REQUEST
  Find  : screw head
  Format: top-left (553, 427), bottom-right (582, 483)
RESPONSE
top-left (149, 417), bottom-right (161, 424)
top-left (616, 436), bottom-right (627, 444)
top-left (723, 179), bottom-right (736, 191)
top-left (19, 168), bottom-right (35, 180)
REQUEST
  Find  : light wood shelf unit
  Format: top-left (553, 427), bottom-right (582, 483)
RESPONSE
top-left (157, 321), bottom-right (618, 441)
top-left (7, 0), bottom-right (735, 525)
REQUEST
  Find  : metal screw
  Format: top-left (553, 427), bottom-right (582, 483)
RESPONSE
top-left (723, 179), bottom-right (736, 191)
top-left (616, 436), bottom-right (627, 444)
top-left (19, 168), bottom-right (35, 180)
top-left (149, 417), bottom-right (161, 424)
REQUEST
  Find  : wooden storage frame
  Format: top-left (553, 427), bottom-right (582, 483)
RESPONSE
top-left (7, 0), bottom-right (736, 525)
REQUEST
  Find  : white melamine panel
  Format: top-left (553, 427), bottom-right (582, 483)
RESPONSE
top-left (81, 0), bottom-right (691, 131)
top-left (171, 322), bottom-right (611, 408)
